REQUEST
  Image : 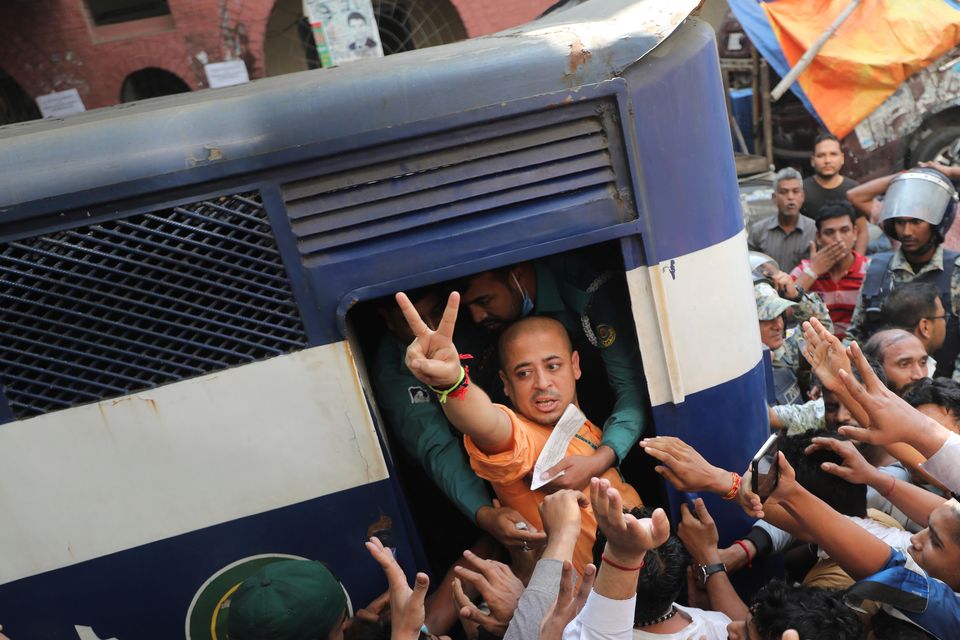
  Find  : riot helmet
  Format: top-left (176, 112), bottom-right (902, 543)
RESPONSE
top-left (749, 251), bottom-right (780, 285)
top-left (879, 168), bottom-right (958, 243)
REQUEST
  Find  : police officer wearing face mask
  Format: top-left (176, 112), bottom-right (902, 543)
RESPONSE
top-left (845, 167), bottom-right (960, 381)
top-left (458, 254), bottom-right (648, 496)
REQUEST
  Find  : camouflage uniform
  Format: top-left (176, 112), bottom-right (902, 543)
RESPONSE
top-left (772, 397), bottom-right (825, 434)
top-left (756, 282), bottom-right (833, 405)
top-left (769, 288), bottom-right (834, 372)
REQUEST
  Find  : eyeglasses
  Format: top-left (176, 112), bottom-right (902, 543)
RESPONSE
top-left (925, 313), bottom-right (950, 322)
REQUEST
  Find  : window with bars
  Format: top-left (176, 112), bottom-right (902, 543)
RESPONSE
top-left (0, 191), bottom-right (308, 419)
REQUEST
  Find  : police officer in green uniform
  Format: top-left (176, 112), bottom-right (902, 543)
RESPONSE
top-left (371, 286), bottom-right (546, 558)
top-left (459, 254), bottom-right (648, 492)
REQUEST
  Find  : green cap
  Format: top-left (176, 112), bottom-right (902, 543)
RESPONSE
top-left (226, 560), bottom-right (347, 640)
top-left (754, 282), bottom-right (797, 321)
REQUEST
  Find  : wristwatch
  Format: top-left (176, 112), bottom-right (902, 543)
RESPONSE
top-left (696, 562), bottom-right (727, 584)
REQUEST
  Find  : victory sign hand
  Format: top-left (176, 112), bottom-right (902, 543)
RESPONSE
top-left (397, 291), bottom-right (463, 389)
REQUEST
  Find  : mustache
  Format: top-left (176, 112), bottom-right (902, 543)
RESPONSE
top-left (533, 392), bottom-right (562, 401)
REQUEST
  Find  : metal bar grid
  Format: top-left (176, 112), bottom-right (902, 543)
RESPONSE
top-left (0, 191), bottom-right (307, 419)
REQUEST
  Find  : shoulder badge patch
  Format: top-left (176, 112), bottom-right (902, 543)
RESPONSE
top-left (596, 324), bottom-right (616, 348)
top-left (408, 386), bottom-right (430, 404)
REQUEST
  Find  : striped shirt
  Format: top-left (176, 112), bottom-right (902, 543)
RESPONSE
top-left (790, 251), bottom-right (868, 339)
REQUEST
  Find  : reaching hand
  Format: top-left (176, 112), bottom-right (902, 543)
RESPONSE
top-left (366, 536), bottom-right (430, 640)
top-left (801, 318), bottom-right (850, 393)
top-left (763, 452), bottom-right (799, 508)
top-left (771, 271), bottom-right (798, 300)
top-left (805, 437), bottom-right (879, 486)
top-left (640, 436), bottom-right (732, 494)
top-left (541, 450), bottom-right (614, 492)
top-left (590, 477), bottom-right (669, 567)
top-left (476, 500), bottom-right (547, 550)
top-left (837, 342), bottom-right (950, 455)
top-left (397, 291), bottom-right (462, 389)
top-left (677, 498), bottom-right (720, 565)
top-left (737, 468), bottom-right (764, 519)
top-left (451, 551), bottom-right (524, 637)
top-left (538, 490), bottom-right (587, 543)
top-left (538, 560), bottom-right (596, 640)
top-left (353, 589), bottom-right (391, 624)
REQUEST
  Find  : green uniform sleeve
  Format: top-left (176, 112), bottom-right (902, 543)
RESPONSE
top-left (372, 338), bottom-right (491, 522)
top-left (843, 293), bottom-right (868, 347)
top-left (584, 278), bottom-right (649, 462)
top-left (794, 290), bottom-right (834, 335)
top-left (772, 398), bottom-right (825, 435)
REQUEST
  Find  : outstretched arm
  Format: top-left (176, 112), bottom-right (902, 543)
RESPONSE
top-left (808, 437), bottom-right (946, 527)
top-left (397, 291), bottom-right (512, 454)
top-left (835, 340), bottom-right (952, 459)
top-left (677, 499), bottom-right (749, 621)
top-left (763, 453), bottom-right (892, 580)
top-left (800, 318), bottom-right (868, 426)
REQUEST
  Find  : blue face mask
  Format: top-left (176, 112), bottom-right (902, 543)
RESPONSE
top-left (512, 273), bottom-right (534, 317)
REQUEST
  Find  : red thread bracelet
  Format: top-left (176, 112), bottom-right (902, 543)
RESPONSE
top-left (733, 540), bottom-right (753, 568)
top-left (601, 554), bottom-right (644, 572)
top-left (722, 473), bottom-right (741, 500)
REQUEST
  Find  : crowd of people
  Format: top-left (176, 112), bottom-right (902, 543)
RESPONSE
top-left (1, 136), bottom-right (943, 639)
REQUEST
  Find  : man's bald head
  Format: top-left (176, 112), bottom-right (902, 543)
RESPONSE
top-left (498, 316), bottom-right (573, 369)
top-left (863, 328), bottom-right (929, 394)
top-left (497, 316), bottom-right (580, 427)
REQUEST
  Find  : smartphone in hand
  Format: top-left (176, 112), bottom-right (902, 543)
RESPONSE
top-left (751, 434), bottom-right (780, 502)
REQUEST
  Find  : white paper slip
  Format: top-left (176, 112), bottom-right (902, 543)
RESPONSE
top-left (530, 403), bottom-right (587, 490)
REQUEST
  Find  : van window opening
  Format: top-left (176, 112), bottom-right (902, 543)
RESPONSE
top-left (346, 240), bottom-right (667, 577)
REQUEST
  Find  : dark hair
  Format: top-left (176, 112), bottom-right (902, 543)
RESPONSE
top-left (751, 580), bottom-right (862, 640)
top-left (592, 507), bottom-right (688, 624)
top-left (870, 609), bottom-right (936, 640)
top-left (374, 283), bottom-right (445, 312)
top-left (814, 200), bottom-right (857, 231)
top-left (347, 11), bottom-right (367, 23)
top-left (780, 432), bottom-right (866, 517)
top-left (450, 265), bottom-right (515, 297)
top-left (881, 282), bottom-right (940, 331)
top-left (812, 131), bottom-right (840, 151)
top-left (345, 618), bottom-right (390, 640)
top-left (902, 377), bottom-right (960, 418)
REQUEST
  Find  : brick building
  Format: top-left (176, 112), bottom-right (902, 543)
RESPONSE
top-left (0, 0), bottom-right (555, 124)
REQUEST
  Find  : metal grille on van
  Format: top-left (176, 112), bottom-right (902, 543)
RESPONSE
top-left (281, 99), bottom-right (635, 265)
top-left (0, 192), bottom-right (308, 419)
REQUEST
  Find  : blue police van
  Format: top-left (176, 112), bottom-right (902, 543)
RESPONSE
top-left (0, 0), bottom-right (768, 636)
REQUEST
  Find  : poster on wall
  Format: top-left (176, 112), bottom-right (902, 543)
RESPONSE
top-left (303, 0), bottom-right (384, 67)
top-left (36, 89), bottom-right (86, 119)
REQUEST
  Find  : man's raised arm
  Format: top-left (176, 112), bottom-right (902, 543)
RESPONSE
top-left (396, 291), bottom-right (512, 454)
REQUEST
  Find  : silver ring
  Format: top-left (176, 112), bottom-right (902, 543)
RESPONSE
top-left (514, 522), bottom-right (529, 531)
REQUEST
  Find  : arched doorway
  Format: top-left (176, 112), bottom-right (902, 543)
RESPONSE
top-left (0, 69), bottom-right (41, 126)
top-left (263, 0), bottom-right (468, 77)
top-left (120, 68), bottom-right (191, 103)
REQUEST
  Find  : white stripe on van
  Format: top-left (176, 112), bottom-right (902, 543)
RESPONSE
top-left (628, 230), bottom-right (762, 406)
top-left (0, 343), bottom-right (388, 586)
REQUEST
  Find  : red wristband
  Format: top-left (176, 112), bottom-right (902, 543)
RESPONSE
top-left (722, 473), bottom-right (742, 500)
top-left (601, 554), bottom-right (644, 572)
top-left (733, 540), bottom-right (753, 568)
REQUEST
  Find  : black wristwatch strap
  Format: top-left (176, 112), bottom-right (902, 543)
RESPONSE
top-left (698, 562), bottom-right (727, 583)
